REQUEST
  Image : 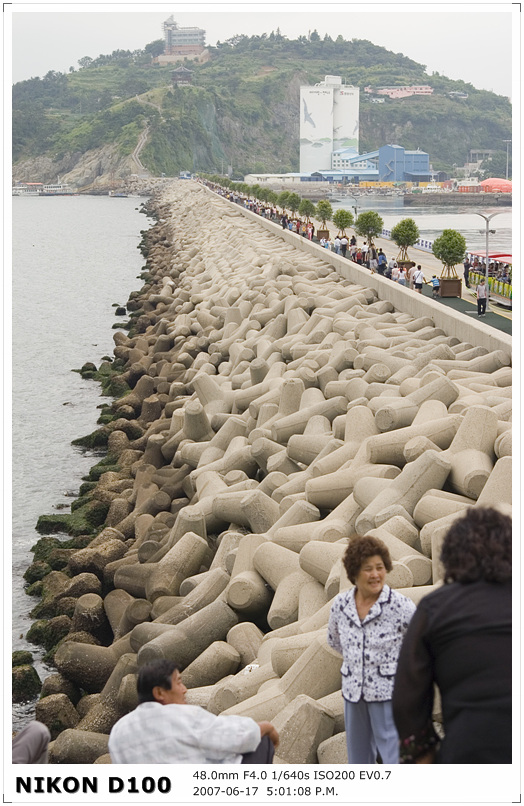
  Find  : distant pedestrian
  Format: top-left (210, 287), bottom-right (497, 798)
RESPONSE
top-left (398, 268), bottom-right (407, 286)
top-left (391, 264), bottom-right (400, 282)
top-left (369, 247), bottom-right (378, 274)
top-left (476, 278), bottom-right (488, 316)
top-left (340, 235), bottom-right (348, 257)
top-left (361, 242), bottom-right (369, 266)
top-left (408, 264), bottom-right (417, 289)
top-left (377, 249), bottom-right (387, 274)
top-left (413, 265), bottom-right (425, 294)
top-left (386, 257), bottom-right (396, 280)
top-left (463, 259), bottom-right (471, 288)
top-left (356, 248), bottom-right (363, 265)
top-left (431, 275), bottom-right (440, 298)
top-left (334, 236), bottom-right (341, 254)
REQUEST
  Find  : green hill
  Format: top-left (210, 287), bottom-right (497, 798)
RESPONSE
top-left (12, 32), bottom-right (511, 181)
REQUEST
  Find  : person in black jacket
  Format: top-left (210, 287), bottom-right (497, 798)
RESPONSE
top-left (392, 507), bottom-right (511, 764)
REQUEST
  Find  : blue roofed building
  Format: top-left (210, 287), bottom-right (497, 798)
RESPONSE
top-left (308, 144), bottom-right (431, 183)
top-left (245, 145), bottom-right (432, 186)
top-left (378, 144), bottom-right (431, 182)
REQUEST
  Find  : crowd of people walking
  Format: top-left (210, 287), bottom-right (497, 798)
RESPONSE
top-left (208, 182), bottom-right (510, 316)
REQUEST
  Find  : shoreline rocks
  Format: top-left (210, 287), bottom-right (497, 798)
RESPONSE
top-left (22, 180), bottom-right (511, 764)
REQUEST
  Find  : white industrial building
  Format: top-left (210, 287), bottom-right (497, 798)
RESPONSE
top-left (299, 76), bottom-right (360, 173)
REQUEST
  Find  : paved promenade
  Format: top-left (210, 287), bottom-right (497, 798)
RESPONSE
top-left (307, 213), bottom-right (512, 335)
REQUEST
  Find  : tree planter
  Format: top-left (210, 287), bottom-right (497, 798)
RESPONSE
top-left (317, 229), bottom-right (330, 241)
top-left (397, 260), bottom-right (415, 270)
top-left (439, 277), bottom-right (462, 298)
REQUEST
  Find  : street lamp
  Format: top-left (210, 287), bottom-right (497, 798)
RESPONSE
top-left (502, 140), bottom-right (511, 180)
top-left (343, 195), bottom-right (358, 220)
top-left (473, 211), bottom-right (503, 310)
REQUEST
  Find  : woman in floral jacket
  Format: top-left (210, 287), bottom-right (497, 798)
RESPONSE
top-left (327, 535), bottom-right (416, 764)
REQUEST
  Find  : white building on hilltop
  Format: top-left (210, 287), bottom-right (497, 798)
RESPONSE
top-left (155, 16), bottom-right (207, 65)
top-left (300, 76), bottom-right (359, 173)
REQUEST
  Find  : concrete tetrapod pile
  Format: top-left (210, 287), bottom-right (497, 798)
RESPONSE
top-left (31, 182), bottom-right (512, 764)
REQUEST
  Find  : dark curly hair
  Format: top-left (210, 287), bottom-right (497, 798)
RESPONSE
top-left (441, 507), bottom-right (512, 584)
top-left (343, 534), bottom-right (393, 584)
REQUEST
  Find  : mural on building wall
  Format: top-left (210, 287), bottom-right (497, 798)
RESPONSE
top-left (300, 78), bottom-right (359, 173)
top-left (299, 87), bottom-right (334, 173)
top-left (333, 87), bottom-right (359, 153)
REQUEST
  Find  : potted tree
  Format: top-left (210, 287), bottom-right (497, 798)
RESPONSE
top-left (354, 210), bottom-right (384, 248)
top-left (277, 190), bottom-right (291, 216)
top-left (299, 198), bottom-right (316, 223)
top-left (431, 229), bottom-right (467, 297)
top-left (298, 198), bottom-right (316, 237)
top-left (390, 217), bottom-right (420, 271)
top-left (267, 190), bottom-right (279, 218)
top-left (332, 208), bottom-right (354, 237)
top-left (288, 192), bottom-right (301, 215)
top-left (316, 199), bottom-right (333, 241)
top-left (287, 192), bottom-right (301, 229)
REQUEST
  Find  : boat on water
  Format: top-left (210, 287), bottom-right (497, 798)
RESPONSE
top-left (40, 182), bottom-right (76, 196)
top-left (12, 181), bottom-right (76, 196)
top-left (12, 183), bottom-right (44, 196)
top-left (421, 182), bottom-right (443, 193)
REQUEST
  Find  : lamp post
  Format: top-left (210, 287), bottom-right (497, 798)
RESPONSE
top-left (343, 195), bottom-right (358, 220)
top-left (502, 140), bottom-right (511, 180)
top-left (473, 211), bottom-right (502, 311)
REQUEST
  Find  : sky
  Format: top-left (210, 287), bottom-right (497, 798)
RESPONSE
top-left (6, 3), bottom-right (516, 99)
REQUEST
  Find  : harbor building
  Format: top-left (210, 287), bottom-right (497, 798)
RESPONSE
top-left (315, 144), bottom-right (431, 182)
top-left (299, 76), bottom-right (360, 173)
top-left (247, 144), bottom-right (431, 186)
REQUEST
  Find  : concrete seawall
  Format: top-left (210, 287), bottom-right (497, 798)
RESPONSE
top-left (224, 192), bottom-right (511, 356)
top-left (22, 180), bottom-right (511, 765)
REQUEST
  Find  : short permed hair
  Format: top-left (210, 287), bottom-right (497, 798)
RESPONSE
top-left (441, 507), bottom-right (511, 584)
top-left (343, 534), bottom-right (393, 584)
top-left (137, 660), bottom-right (180, 704)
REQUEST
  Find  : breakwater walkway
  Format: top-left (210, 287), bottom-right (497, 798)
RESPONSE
top-left (19, 180), bottom-right (511, 765)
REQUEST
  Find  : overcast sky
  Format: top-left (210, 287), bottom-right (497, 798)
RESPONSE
top-left (7, 3), bottom-right (516, 99)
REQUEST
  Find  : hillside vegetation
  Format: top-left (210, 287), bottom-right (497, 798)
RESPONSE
top-left (12, 32), bottom-right (511, 183)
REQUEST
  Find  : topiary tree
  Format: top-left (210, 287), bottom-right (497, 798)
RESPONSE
top-left (332, 208), bottom-right (354, 236)
top-left (287, 192), bottom-right (301, 217)
top-left (316, 199), bottom-right (333, 229)
top-left (390, 217), bottom-right (420, 263)
top-left (298, 198), bottom-right (316, 223)
top-left (354, 210), bottom-right (384, 247)
top-left (277, 190), bottom-right (291, 214)
top-left (431, 229), bottom-right (467, 278)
